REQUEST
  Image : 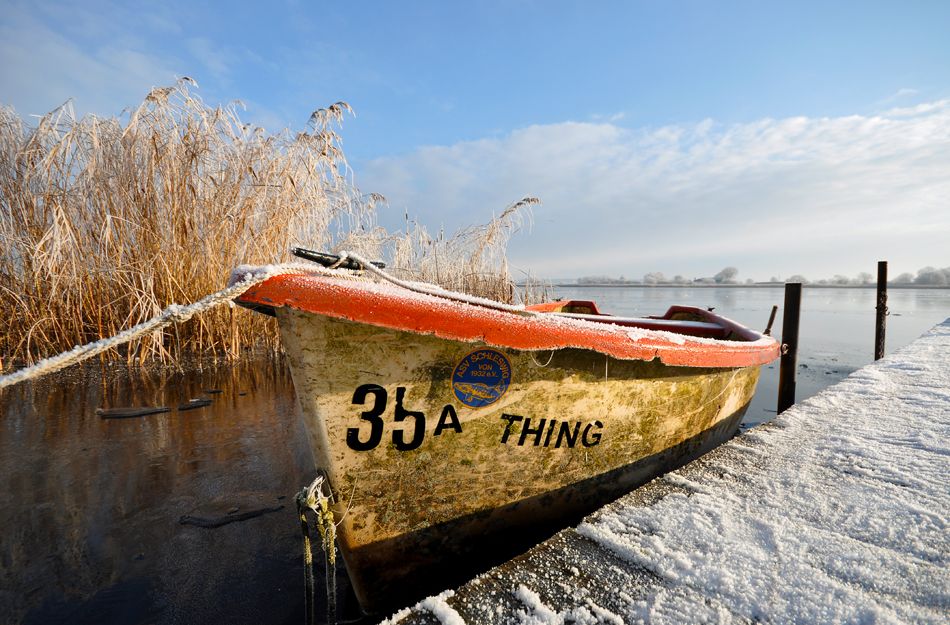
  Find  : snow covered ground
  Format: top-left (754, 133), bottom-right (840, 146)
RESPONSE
top-left (385, 319), bottom-right (950, 624)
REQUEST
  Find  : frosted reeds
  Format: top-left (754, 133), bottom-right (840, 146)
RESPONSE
top-left (385, 197), bottom-right (543, 304)
top-left (0, 81), bottom-right (545, 368)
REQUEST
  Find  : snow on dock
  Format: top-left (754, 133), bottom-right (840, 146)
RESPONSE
top-left (386, 320), bottom-right (950, 624)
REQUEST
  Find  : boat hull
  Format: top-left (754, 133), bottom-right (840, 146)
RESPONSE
top-left (276, 305), bottom-right (760, 613)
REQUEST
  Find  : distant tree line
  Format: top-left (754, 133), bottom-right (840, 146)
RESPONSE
top-left (576, 265), bottom-right (950, 286)
top-left (577, 266), bottom-right (747, 285)
top-left (891, 266), bottom-right (950, 286)
top-left (774, 266), bottom-right (950, 286)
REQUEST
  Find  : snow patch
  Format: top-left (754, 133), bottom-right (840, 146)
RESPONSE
top-left (381, 590), bottom-right (464, 625)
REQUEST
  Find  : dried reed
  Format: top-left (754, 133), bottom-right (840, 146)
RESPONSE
top-left (385, 197), bottom-right (542, 303)
top-left (0, 81), bottom-right (546, 368)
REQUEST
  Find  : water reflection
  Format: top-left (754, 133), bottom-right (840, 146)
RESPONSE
top-left (1, 356), bottom-right (321, 624)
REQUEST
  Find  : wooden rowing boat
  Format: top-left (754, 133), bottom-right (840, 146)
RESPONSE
top-left (233, 263), bottom-right (780, 613)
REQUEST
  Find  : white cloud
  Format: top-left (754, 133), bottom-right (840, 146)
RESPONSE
top-left (361, 102), bottom-right (950, 280)
top-left (881, 99), bottom-right (950, 118)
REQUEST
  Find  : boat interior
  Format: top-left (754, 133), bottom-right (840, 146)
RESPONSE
top-left (525, 300), bottom-right (739, 340)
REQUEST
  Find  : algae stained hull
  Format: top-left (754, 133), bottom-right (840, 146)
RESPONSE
top-left (235, 270), bottom-right (780, 613)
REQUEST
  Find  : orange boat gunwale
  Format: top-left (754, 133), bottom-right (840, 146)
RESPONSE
top-left (236, 273), bottom-right (780, 368)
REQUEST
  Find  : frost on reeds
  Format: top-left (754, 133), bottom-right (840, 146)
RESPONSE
top-left (384, 196), bottom-right (546, 305)
top-left (0, 80), bottom-right (545, 368)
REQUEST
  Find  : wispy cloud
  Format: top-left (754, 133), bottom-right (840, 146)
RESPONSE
top-left (876, 87), bottom-right (921, 108)
top-left (362, 102), bottom-right (950, 279)
top-left (882, 99), bottom-right (950, 118)
top-left (0, 1), bottom-right (179, 118)
top-left (186, 37), bottom-right (232, 79)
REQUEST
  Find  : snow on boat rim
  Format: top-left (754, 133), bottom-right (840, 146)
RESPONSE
top-left (232, 268), bottom-right (780, 368)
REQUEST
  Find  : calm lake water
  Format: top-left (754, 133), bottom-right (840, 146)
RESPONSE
top-left (2, 287), bottom-right (948, 623)
top-left (0, 357), bottom-right (330, 625)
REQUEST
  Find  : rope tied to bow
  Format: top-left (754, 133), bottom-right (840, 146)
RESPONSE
top-left (295, 474), bottom-right (339, 625)
top-left (0, 268), bottom-right (279, 390)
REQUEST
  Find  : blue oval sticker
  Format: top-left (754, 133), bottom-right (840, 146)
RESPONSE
top-left (452, 348), bottom-right (512, 409)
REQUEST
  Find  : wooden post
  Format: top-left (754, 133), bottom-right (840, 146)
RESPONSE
top-left (764, 305), bottom-right (779, 336)
top-left (875, 261), bottom-right (888, 361)
top-left (777, 283), bottom-right (802, 415)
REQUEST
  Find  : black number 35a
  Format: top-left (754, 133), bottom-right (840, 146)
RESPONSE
top-left (346, 384), bottom-right (426, 452)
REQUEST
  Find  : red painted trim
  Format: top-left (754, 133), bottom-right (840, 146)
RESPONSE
top-left (237, 274), bottom-right (780, 368)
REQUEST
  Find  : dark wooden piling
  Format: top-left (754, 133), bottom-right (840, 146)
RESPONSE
top-left (764, 305), bottom-right (779, 336)
top-left (875, 261), bottom-right (888, 361)
top-left (777, 283), bottom-right (802, 415)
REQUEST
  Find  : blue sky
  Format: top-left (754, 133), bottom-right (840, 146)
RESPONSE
top-left (2, 1), bottom-right (949, 281)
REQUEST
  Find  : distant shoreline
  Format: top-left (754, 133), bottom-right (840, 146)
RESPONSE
top-left (533, 283), bottom-right (950, 289)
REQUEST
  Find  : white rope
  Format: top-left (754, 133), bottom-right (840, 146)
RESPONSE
top-left (0, 268), bottom-right (279, 391)
top-left (339, 250), bottom-right (534, 317)
top-left (530, 349), bottom-right (556, 368)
